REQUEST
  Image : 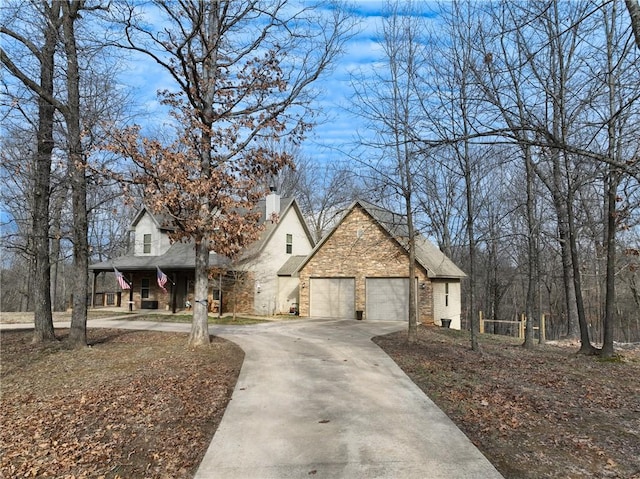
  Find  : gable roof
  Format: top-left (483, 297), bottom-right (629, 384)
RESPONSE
top-left (296, 200), bottom-right (466, 279)
top-left (359, 201), bottom-right (466, 278)
top-left (90, 196), bottom-right (314, 272)
top-left (239, 198), bottom-right (314, 262)
top-left (277, 255), bottom-right (308, 276)
top-left (130, 205), bottom-right (175, 232)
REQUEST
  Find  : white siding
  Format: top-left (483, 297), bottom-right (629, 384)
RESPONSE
top-left (132, 212), bottom-right (172, 256)
top-left (252, 205), bottom-right (313, 315)
top-left (432, 280), bottom-right (462, 329)
top-left (278, 276), bottom-right (300, 315)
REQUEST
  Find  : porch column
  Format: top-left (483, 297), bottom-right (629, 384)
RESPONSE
top-left (91, 271), bottom-right (97, 309)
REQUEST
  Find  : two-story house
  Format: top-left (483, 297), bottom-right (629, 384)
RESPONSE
top-left (89, 189), bottom-right (315, 316)
top-left (90, 195), bottom-right (467, 329)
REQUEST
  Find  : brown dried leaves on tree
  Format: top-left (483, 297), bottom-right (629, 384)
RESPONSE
top-left (104, 2), bottom-right (353, 345)
top-left (107, 114), bottom-right (291, 257)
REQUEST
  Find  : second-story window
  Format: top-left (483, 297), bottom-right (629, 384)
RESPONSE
top-left (143, 234), bottom-right (152, 254)
top-left (286, 234), bottom-right (293, 254)
top-left (445, 282), bottom-right (449, 307)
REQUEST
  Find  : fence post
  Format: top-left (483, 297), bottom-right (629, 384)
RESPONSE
top-left (519, 313), bottom-right (525, 339)
top-left (479, 310), bottom-right (484, 334)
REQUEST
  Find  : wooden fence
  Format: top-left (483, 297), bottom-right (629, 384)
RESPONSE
top-left (479, 311), bottom-right (546, 342)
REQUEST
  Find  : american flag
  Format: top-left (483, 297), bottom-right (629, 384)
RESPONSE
top-left (114, 267), bottom-right (130, 290)
top-left (157, 266), bottom-right (168, 293)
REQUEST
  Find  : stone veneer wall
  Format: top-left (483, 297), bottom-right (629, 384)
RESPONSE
top-left (299, 206), bottom-right (434, 323)
top-left (125, 272), bottom-right (255, 314)
top-left (128, 273), bottom-right (173, 310)
top-left (221, 271), bottom-right (255, 315)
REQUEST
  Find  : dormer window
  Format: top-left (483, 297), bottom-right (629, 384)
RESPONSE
top-left (286, 234), bottom-right (293, 254)
top-left (143, 234), bottom-right (152, 254)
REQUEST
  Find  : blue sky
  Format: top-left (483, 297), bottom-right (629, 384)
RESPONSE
top-left (118, 1), bottom-right (410, 165)
top-left (303, 2), bottom-right (389, 163)
top-left (1, 2), bottom-right (397, 233)
top-left (1, 2), bottom-right (443, 233)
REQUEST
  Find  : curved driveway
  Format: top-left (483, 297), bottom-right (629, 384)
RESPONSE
top-left (4, 317), bottom-right (502, 478)
top-left (197, 318), bottom-right (502, 479)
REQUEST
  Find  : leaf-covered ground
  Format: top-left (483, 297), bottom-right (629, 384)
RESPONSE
top-left (0, 329), bottom-right (243, 479)
top-left (3, 322), bottom-right (639, 479)
top-left (374, 326), bottom-right (640, 479)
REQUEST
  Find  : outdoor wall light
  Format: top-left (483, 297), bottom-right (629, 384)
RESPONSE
top-left (420, 282), bottom-right (426, 290)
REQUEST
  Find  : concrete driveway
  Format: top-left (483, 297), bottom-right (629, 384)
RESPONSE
top-left (2, 317), bottom-right (502, 478)
top-left (195, 318), bottom-right (502, 479)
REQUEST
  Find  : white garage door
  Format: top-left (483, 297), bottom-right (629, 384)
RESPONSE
top-left (310, 278), bottom-right (355, 319)
top-left (366, 278), bottom-right (410, 321)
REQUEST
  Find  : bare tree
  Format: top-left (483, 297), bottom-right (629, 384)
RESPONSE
top-left (107, 0), bottom-right (354, 347)
top-left (420, 0), bottom-right (491, 350)
top-left (260, 142), bottom-right (360, 241)
top-left (626, 0), bottom-right (640, 49)
top-left (3, 0), bottom-right (127, 347)
top-left (466, 1), bottom-right (603, 352)
top-left (280, 156), bottom-right (361, 241)
top-left (0, 124), bottom-right (40, 312)
top-left (1, 0), bottom-right (62, 342)
top-left (414, 152), bottom-right (466, 260)
top-left (348, 0), bottom-right (431, 342)
top-left (599, 0), bottom-right (640, 357)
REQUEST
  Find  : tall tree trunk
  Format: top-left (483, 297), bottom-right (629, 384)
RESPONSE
top-left (602, 169), bottom-right (619, 357)
top-left (190, 240), bottom-right (210, 347)
top-left (601, 1), bottom-right (622, 358)
top-left (460, 96), bottom-right (478, 351)
top-left (523, 146), bottom-right (537, 349)
top-left (186, 4), bottom-right (219, 347)
top-left (32, 1), bottom-right (60, 343)
top-left (556, 200), bottom-right (580, 339)
top-left (62, 1), bottom-right (88, 348)
top-left (454, 10), bottom-right (479, 350)
top-left (464, 152), bottom-right (479, 351)
top-left (406, 194), bottom-right (417, 343)
top-left (50, 189), bottom-right (65, 311)
top-left (567, 191), bottom-right (597, 354)
top-left (625, 0), bottom-right (640, 50)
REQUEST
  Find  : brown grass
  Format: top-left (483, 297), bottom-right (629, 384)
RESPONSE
top-left (3, 320), bottom-right (639, 478)
top-left (0, 328), bottom-right (243, 479)
top-left (374, 325), bottom-right (640, 479)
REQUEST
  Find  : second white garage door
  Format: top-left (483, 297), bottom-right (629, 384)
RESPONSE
top-left (366, 278), bottom-right (410, 321)
top-left (310, 278), bottom-right (355, 319)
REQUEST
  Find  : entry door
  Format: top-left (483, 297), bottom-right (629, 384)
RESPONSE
top-left (366, 278), bottom-right (410, 321)
top-left (310, 278), bottom-right (355, 319)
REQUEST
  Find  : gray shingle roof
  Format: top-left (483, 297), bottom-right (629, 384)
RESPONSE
top-left (295, 200), bottom-right (466, 279)
top-left (89, 242), bottom-right (230, 272)
top-left (240, 197), bottom-right (295, 261)
top-left (358, 201), bottom-right (466, 279)
top-left (90, 196), bottom-right (313, 273)
top-left (277, 255), bottom-right (307, 276)
top-left (130, 206), bottom-right (176, 232)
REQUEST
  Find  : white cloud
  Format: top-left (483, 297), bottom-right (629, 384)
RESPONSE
top-left (118, 2), bottom-right (397, 163)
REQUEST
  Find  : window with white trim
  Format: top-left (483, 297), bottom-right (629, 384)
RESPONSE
top-left (143, 234), bottom-right (152, 254)
top-left (286, 234), bottom-right (293, 254)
